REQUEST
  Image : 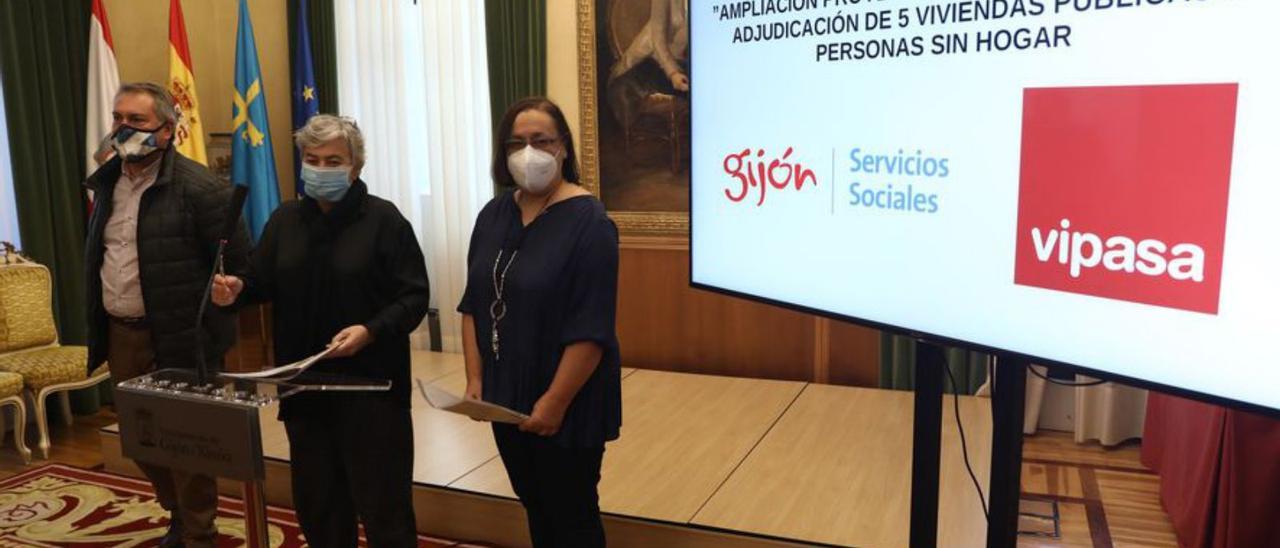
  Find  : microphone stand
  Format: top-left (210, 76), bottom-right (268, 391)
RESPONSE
top-left (194, 239), bottom-right (229, 386)
top-left (197, 183), bottom-right (248, 386)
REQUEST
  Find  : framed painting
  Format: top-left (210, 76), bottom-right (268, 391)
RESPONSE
top-left (577, 0), bottom-right (690, 235)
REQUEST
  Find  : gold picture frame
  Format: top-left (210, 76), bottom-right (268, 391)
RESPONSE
top-left (577, 0), bottom-right (690, 236)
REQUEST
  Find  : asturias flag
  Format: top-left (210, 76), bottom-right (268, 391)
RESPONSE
top-left (231, 0), bottom-right (281, 242)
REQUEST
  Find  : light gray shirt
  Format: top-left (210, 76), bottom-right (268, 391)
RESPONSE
top-left (100, 160), bottom-right (160, 318)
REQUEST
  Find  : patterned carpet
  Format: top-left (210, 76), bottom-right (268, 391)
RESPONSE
top-left (0, 464), bottom-right (481, 547)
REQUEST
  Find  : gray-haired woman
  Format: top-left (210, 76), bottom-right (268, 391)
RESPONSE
top-left (211, 114), bottom-right (429, 548)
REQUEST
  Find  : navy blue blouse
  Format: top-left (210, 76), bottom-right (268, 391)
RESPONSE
top-left (458, 191), bottom-right (622, 448)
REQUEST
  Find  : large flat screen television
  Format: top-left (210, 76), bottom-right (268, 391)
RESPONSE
top-left (690, 0), bottom-right (1280, 414)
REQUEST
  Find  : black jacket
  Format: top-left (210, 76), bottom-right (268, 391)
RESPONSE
top-left (84, 147), bottom-right (251, 375)
top-left (235, 180), bottom-right (429, 418)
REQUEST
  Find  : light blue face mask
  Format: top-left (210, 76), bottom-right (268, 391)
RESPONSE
top-left (301, 164), bottom-right (352, 202)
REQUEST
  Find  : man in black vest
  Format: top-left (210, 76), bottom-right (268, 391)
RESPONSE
top-left (84, 82), bottom-right (250, 548)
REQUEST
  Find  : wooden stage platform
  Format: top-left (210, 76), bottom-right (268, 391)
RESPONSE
top-left (102, 351), bottom-right (992, 547)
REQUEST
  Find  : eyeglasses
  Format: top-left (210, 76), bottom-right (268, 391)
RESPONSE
top-left (504, 136), bottom-right (560, 155)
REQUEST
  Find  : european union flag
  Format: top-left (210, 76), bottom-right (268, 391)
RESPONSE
top-left (231, 0), bottom-right (280, 242)
top-left (291, 0), bottom-right (319, 197)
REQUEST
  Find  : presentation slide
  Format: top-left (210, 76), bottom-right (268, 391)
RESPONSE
top-left (690, 0), bottom-right (1280, 412)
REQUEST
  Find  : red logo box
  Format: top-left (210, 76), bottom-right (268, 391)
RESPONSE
top-left (1014, 84), bottom-right (1237, 314)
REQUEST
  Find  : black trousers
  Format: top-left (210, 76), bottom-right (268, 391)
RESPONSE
top-left (493, 424), bottom-right (607, 548)
top-left (284, 395), bottom-right (417, 548)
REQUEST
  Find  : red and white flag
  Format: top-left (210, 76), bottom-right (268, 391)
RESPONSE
top-left (86, 0), bottom-right (120, 181)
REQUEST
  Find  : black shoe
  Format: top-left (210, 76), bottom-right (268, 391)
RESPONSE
top-left (158, 515), bottom-right (184, 548)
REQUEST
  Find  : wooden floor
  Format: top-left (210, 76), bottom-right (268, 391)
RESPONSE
top-left (1018, 433), bottom-right (1179, 547)
top-left (0, 408), bottom-right (117, 475)
top-left (395, 353), bottom-right (991, 546)
top-left (690, 383), bottom-right (992, 546)
top-left (5, 351), bottom-right (1179, 547)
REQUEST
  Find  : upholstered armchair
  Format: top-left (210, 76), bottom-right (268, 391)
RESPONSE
top-left (0, 252), bottom-right (110, 459)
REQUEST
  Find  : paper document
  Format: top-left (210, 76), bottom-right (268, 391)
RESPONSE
top-left (416, 378), bottom-right (529, 424)
top-left (222, 346), bottom-right (335, 380)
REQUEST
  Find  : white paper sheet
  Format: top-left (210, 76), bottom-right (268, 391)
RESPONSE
top-left (221, 345), bottom-right (335, 380)
top-left (415, 378), bottom-right (529, 424)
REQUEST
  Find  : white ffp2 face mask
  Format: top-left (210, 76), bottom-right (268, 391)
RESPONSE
top-left (507, 145), bottom-right (560, 194)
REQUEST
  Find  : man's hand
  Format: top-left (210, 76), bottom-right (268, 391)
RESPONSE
top-left (328, 325), bottom-right (373, 358)
top-left (211, 275), bottom-right (243, 306)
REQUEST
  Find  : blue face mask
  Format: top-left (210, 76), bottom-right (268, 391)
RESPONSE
top-left (301, 164), bottom-right (352, 202)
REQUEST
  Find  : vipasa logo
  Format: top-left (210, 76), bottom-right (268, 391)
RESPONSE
top-left (1014, 83), bottom-right (1236, 314)
top-left (1030, 219), bottom-right (1204, 281)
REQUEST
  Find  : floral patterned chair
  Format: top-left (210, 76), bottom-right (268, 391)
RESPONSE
top-left (0, 250), bottom-right (110, 459)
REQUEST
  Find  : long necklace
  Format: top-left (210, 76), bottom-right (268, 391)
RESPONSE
top-left (489, 248), bottom-right (518, 361)
top-left (488, 186), bottom-right (568, 362)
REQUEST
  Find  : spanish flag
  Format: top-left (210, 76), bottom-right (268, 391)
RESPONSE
top-left (168, 0), bottom-right (206, 165)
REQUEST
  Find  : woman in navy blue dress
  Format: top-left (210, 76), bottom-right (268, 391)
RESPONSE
top-left (458, 97), bottom-right (622, 547)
